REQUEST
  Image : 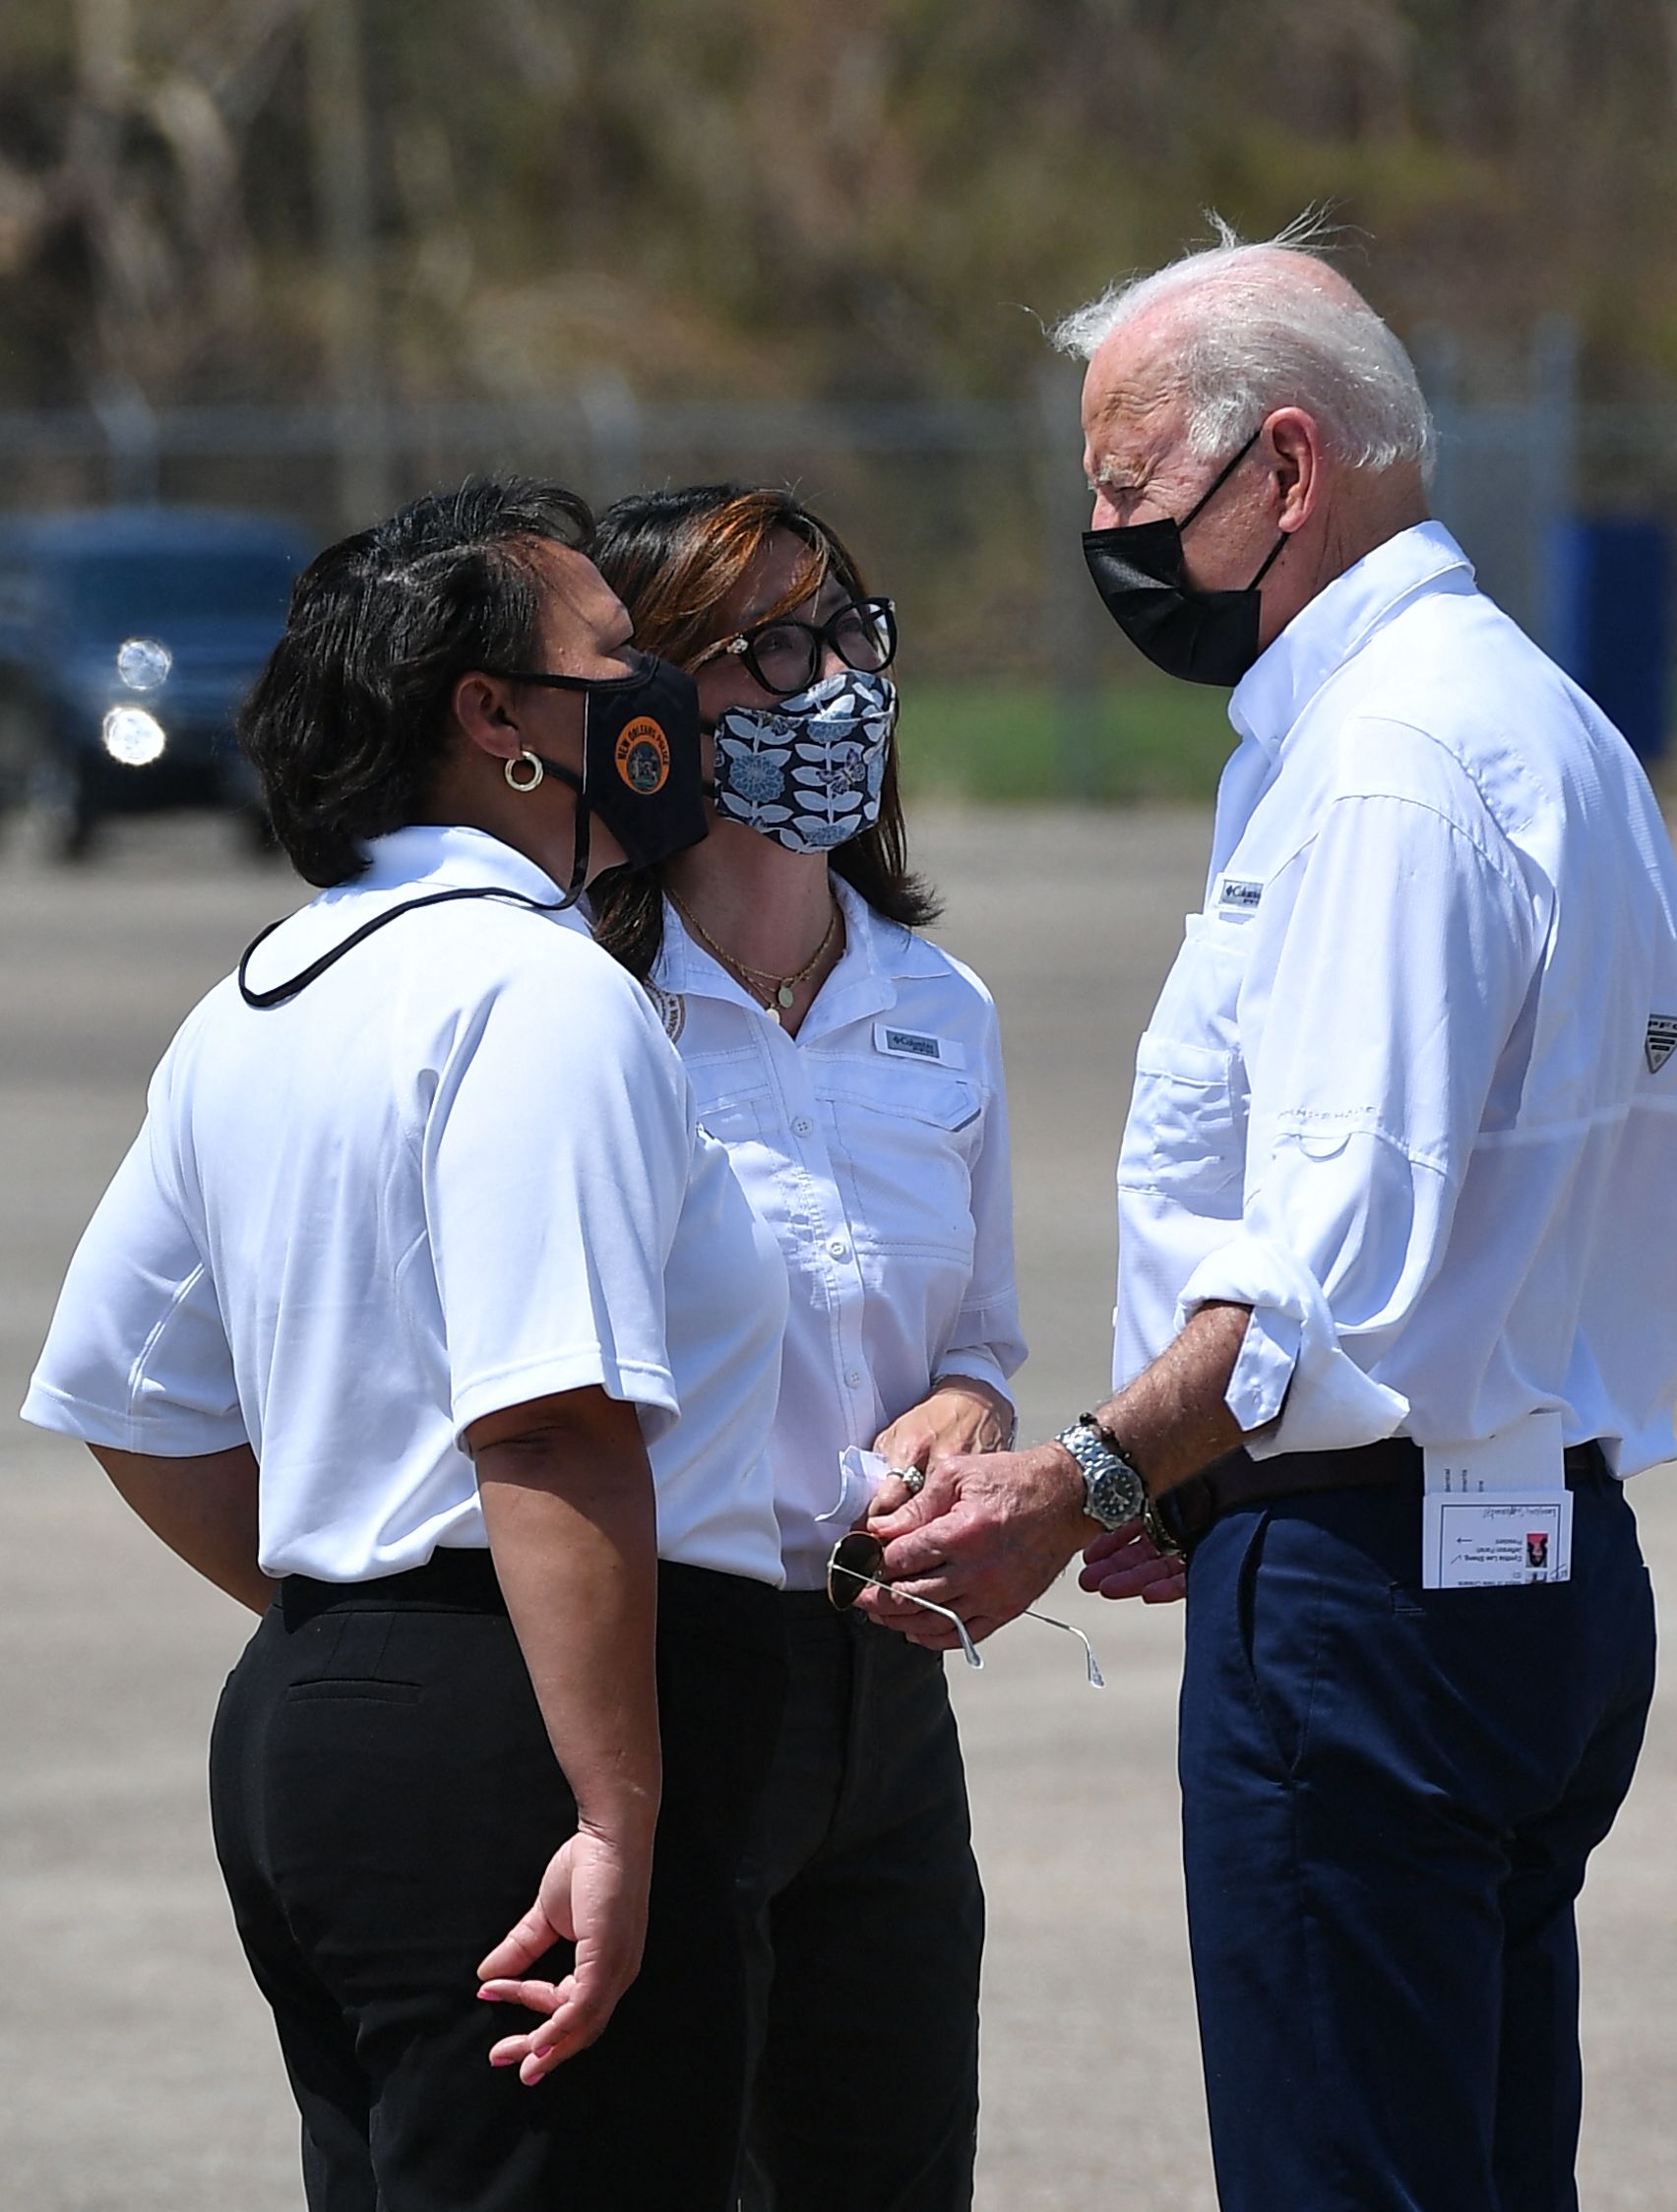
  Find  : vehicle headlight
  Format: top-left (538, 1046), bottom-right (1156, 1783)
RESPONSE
top-left (102, 707), bottom-right (167, 766)
top-left (116, 637), bottom-right (172, 692)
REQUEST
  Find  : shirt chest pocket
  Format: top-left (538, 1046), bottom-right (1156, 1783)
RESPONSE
top-left (821, 1064), bottom-right (981, 1262)
top-left (1119, 1032), bottom-right (1246, 1201)
top-left (695, 1088), bottom-right (773, 1145)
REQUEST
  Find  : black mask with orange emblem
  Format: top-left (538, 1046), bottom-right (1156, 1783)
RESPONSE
top-left (235, 650), bottom-right (707, 1010)
top-left (497, 648), bottom-right (709, 893)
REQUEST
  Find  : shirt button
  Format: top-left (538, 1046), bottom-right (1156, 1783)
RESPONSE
top-left (792, 1116), bottom-right (815, 1137)
top-left (828, 1237), bottom-right (848, 1260)
top-left (844, 1369), bottom-right (864, 1388)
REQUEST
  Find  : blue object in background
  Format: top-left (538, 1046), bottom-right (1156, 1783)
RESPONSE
top-left (1547, 518), bottom-right (1672, 764)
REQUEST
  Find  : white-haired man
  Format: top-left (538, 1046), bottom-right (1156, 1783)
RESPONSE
top-left (860, 226), bottom-right (1677, 2210)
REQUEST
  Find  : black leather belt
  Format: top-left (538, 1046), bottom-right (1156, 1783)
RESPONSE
top-left (280, 1547), bottom-right (506, 1625)
top-left (1149, 1436), bottom-right (1611, 1556)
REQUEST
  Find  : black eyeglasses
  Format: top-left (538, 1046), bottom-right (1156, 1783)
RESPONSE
top-left (696, 596), bottom-right (897, 700)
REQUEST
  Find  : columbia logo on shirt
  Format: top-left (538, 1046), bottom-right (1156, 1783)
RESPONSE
top-left (1647, 1014), bottom-right (1677, 1075)
top-left (873, 1023), bottom-right (965, 1068)
top-left (1217, 877), bottom-right (1265, 915)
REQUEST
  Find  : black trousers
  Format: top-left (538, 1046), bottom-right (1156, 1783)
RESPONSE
top-left (1180, 1461), bottom-right (1656, 2212)
top-left (734, 1597), bottom-right (984, 2212)
top-left (210, 1554), bottom-right (785, 2212)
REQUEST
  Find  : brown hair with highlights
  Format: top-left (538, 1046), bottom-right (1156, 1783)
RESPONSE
top-left (585, 483), bottom-right (938, 980)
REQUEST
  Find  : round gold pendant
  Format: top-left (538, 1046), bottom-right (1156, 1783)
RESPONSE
top-left (776, 983), bottom-right (796, 1009)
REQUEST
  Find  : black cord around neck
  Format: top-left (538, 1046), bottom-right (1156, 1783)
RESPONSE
top-left (237, 885), bottom-right (576, 1010)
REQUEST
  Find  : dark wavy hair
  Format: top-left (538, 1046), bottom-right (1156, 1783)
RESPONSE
top-left (238, 478), bottom-right (592, 887)
top-left (586, 483), bottom-right (939, 980)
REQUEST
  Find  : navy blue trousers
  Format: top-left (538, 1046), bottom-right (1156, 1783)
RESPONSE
top-left (1180, 1465), bottom-right (1655, 2212)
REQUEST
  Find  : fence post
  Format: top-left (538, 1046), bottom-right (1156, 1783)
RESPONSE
top-left (1032, 362), bottom-right (1104, 801)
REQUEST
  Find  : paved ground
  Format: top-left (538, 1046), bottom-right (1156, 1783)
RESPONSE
top-left (2, 805), bottom-right (1672, 2208)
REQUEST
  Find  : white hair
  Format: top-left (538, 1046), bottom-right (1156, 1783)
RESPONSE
top-left (1052, 212), bottom-right (1435, 481)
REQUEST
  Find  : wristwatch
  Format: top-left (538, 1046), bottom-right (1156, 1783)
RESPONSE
top-left (1055, 1414), bottom-right (1148, 1531)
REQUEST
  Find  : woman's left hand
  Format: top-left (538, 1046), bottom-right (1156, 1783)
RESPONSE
top-left (872, 1378), bottom-right (1014, 1510)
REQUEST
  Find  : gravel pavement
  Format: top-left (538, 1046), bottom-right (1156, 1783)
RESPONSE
top-left (2, 805), bottom-right (1671, 2209)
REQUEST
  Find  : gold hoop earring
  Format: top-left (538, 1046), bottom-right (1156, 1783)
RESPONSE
top-left (505, 750), bottom-right (543, 793)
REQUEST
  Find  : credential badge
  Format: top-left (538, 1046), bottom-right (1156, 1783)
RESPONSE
top-left (1646, 1014), bottom-right (1677, 1075)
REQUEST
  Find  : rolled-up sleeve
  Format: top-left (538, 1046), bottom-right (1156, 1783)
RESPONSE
top-left (1178, 781), bottom-right (1540, 1455)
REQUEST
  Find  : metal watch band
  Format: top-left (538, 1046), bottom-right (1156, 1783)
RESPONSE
top-left (1055, 1414), bottom-right (1147, 1531)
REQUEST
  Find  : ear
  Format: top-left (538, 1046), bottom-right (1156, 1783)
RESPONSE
top-left (1263, 407), bottom-right (1324, 535)
top-left (451, 670), bottom-right (525, 767)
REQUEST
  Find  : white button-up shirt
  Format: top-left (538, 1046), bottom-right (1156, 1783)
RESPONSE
top-left (1115, 522), bottom-right (1677, 1477)
top-left (651, 876), bottom-right (1025, 1587)
top-left (23, 825), bottom-right (787, 1584)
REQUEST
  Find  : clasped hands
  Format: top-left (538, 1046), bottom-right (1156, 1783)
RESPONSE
top-left (858, 1396), bottom-right (1187, 1649)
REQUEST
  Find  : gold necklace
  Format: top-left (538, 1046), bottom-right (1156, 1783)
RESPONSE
top-left (668, 890), bottom-right (841, 1025)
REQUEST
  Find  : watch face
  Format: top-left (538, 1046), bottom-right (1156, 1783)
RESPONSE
top-left (1060, 1422), bottom-right (1143, 1529)
top-left (1094, 1462), bottom-right (1144, 1527)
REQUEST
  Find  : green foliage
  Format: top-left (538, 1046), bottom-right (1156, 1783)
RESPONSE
top-left (6, 0), bottom-right (1677, 409)
top-left (898, 678), bottom-right (1234, 805)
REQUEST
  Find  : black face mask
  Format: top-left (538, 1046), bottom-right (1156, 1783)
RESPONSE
top-left (1082, 427), bottom-right (1287, 687)
top-left (503, 648), bottom-right (709, 894)
top-left (236, 651), bottom-right (707, 1011)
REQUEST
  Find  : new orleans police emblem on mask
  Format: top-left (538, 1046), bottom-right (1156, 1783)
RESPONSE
top-left (615, 716), bottom-right (671, 794)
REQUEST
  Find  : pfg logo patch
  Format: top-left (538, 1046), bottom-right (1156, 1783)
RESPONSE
top-left (1647, 1014), bottom-right (1677, 1075)
top-left (615, 717), bottom-right (670, 794)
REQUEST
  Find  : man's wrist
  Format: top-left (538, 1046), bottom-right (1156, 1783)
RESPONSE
top-left (1053, 1414), bottom-right (1149, 1531)
top-left (1025, 1436), bottom-right (1100, 1537)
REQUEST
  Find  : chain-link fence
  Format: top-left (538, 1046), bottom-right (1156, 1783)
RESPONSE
top-left (2, 327), bottom-right (1672, 798)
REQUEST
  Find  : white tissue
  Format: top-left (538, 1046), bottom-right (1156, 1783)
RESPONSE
top-left (819, 1446), bottom-right (895, 1527)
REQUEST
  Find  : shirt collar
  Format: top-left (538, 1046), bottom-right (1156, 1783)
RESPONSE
top-left (349, 824), bottom-right (587, 930)
top-left (1228, 521), bottom-right (1476, 755)
top-left (653, 872), bottom-right (929, 1034)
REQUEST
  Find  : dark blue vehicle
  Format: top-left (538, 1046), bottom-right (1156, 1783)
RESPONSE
top-left (0, 506), bottom-right (313, 858)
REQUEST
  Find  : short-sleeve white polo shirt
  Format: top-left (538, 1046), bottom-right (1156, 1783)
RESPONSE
top-left (23, 825), bottom-right (788, 1585)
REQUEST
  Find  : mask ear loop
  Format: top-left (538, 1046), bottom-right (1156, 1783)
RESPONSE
top-left (517, 733), bottom-right (591, 907)
top-left (565, 793), bottom-right (591, 904)
top-left (1178, 423), bottom-right (1288, 601)
top-left (1178, 423), bottom-right (1265, 531)
top-left (1243, 529), bottom-right (1289, 593)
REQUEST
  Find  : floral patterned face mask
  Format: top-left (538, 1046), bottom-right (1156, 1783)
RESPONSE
top-left (709, 670), bottom-right (898, 854)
